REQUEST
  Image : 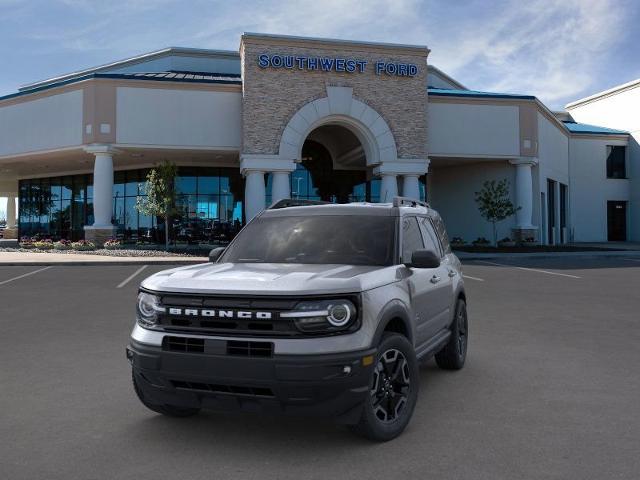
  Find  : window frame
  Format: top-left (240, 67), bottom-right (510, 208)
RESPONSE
top-left (399, 215), bottom-right (426, 265)
top-left (606, 145), bottom-right (627, 179)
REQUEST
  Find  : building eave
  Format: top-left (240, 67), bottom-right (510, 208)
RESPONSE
top-left (19, 47), bottom-right (240, 93)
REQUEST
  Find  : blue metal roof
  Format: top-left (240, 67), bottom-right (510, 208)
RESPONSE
top-left (562, 121), bottom-right (628, 135)
top-left (0, 71), bottom-right (242, 102)
top-left (428, 87), bottom-right (535, 100)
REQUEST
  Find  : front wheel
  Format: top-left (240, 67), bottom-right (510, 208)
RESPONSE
top-left (435, 298), bottom-right (468, 370)
top-left (349, 333), bottom-right (419, 442)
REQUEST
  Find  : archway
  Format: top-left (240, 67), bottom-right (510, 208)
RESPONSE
top-left (291, 124), bottom-right (381, 203)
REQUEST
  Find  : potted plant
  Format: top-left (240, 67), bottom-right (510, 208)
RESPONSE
top-left (71, 240), bottom-right (96, 251)
top-left (497, 236), bottom-right (516, 247)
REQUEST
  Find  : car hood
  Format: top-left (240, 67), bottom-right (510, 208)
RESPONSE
top-left (141, 262), bottom-right (400, 295)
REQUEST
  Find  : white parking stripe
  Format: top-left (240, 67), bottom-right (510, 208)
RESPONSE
top-left (462, 274), bottom-right (485, 282)
top-left (117, 265), bottom-right (148, 289)
top-left (476, 260), bottom-right (581, 279)
top-left (0, 266), bottom-right (52, 286)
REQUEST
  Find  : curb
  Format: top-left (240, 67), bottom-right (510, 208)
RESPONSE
top-left (457, 251), bottom-right (640, 261)
top-left (0, 259), bottom-right (207, 266)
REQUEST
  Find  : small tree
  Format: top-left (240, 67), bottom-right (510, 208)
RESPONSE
top-left (136, 161), bottom-right (178, 251)
top-left (474, 179), bottom-right (519, 246)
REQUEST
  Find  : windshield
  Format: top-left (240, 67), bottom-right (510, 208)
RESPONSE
top-left (220, 215), bottom-right (396, 266)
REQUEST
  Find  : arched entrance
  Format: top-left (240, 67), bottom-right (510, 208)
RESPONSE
top-left (291, 124), bottom-right (381, 203)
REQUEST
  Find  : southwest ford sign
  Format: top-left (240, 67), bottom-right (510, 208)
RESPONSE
top-left (257, 54), bottom-right (418, 77)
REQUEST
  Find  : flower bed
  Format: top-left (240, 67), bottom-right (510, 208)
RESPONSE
top-left (103, 238), bottom-right (122, 250)
top-left (70, 240), bottom-right (96, 251)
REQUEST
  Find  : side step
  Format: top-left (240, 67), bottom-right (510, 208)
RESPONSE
top-left (415, 329), bottom-right (451, 361)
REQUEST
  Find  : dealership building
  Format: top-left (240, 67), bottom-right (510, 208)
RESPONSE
top-left (0, 33), bottom-right (637, 245)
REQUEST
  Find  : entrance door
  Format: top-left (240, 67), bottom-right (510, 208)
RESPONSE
top-left (607, 201), bottom-right (627, 241)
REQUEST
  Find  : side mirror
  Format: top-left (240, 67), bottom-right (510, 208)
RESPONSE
top-left (407, 249), bottom-right (440, 269)
top-left (208, 247), bottom-right (225, 263)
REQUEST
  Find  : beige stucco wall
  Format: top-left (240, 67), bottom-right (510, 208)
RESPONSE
top-left (240, 35), bottom-right (429, 160)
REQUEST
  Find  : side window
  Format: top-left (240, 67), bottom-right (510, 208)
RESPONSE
top-left (432, 215), bottom-right (452, 254)
top-left (418, 217), bottom-right (442, 257)
top-left (401, 217), bottom-right (424, 264)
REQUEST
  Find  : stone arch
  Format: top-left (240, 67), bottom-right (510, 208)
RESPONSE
top-left (278, 86), bottom-right (398, 166)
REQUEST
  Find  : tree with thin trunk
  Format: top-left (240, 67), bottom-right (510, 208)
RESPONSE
top-left (474, 179), bottom-right (519, 246)
top-left (136, 161), bottom-right (178, 251)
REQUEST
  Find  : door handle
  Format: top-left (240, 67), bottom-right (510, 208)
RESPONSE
top-left (448, 270), bottom-right (457, 278)
top-left (430, 275), bottom-right (441, 284)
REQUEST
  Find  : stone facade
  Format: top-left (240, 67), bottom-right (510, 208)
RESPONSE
top-left (240, 34), bottom-right (429, 161)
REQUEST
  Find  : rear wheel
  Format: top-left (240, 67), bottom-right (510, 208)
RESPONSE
top-left (132, 371), bottom-right (200, 417)
top-left (435, 299), bottom-right (468, 370)
top-left (349, 333), bottom-right (419, 441)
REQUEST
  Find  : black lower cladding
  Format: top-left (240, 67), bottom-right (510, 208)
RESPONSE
top-left (128, 339), bottom-right (376, 424)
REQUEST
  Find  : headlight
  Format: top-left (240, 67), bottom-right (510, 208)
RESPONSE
top-left (282, 299), bottom-right (358, 333)
top-left (136, 292), bottom-right (164, 327)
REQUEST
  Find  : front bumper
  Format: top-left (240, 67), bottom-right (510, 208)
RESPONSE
top-left (127, 339), bottom-right (376, 424)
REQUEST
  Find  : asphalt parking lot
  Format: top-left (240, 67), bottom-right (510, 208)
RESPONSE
top-left (1, 257), bottom-right (639, 479)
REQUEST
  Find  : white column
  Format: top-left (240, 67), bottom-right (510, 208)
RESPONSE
top-left (271, 171), bottom-right (290, 204)
top-left (510, 158), bottom-right (537, 229)
top-left (91, 151), bottom-right (115, 227)
top-left (379, 174), bottom-right (398, 203)
top-left (244, 170), bottom-right (266, 221)
top-left (402, 175), bottom-right (420, 200)
top-left (6, 195), bottom-right (16, 229)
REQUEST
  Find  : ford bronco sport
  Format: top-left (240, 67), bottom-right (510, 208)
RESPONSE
top-left (127, 197), bottom-right (468, 441)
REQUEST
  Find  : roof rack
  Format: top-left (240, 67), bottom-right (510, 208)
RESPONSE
top-left (268, 199), bottom-right (331, 209)
top-left (392, 197), bottom-right (430, 208)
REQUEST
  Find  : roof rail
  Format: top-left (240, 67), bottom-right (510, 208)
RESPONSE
top-left (268, 198), bottom-right (331, 209)
top-left (392, 196), bottom-right (430, 208)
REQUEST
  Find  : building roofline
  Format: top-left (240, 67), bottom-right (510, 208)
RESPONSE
top-left (19, 47), bottom-right (240, 92)
top-left (427, 65), bottom-right (467, 90)
top-left (1, 72), bottom-right (241, 104)
top-left (428, 88), bottom-right (535, 100)
top-left (565, 78), bottom-right (640, 109)
top-left (241, 32), bottom-right (430, 55)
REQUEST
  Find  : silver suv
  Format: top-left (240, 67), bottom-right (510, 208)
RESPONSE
top-left (127, 197), bottom-right (468, 441)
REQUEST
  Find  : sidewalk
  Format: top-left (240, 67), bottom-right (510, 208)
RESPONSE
top-left (456, 249), bottom-right (640, 261)
top-left (0, 251), bottom-right (207, 266)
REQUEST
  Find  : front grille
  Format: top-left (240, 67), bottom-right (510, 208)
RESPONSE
top-left (171, 380), bottom-right (274, 397)
top-left (162, 336), bottom-right (204, 353)
top-left (227, 340), bottom-right (273, 357)
top-left (156, 295), bottom-right (300, 337)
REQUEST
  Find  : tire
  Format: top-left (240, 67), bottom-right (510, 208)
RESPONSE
top-left (132, 371), bottom-right (200, 418)
top-left (349, 333), bottom-right (419, 442)
top-left (435, 299), bottom-right (468, 370)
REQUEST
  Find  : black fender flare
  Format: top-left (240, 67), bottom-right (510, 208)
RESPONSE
top-left (371, 301), bottom-right (414, 348)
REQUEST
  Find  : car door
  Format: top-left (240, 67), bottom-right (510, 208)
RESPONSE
top-left (400, 216), bottom-right (447, 348)
top-left (416, 216), bottom-right (454, 338)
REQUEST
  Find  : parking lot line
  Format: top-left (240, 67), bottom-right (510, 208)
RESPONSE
top-left (624, 258), bottom-right (640, 263)
top-left (117, 265), bottom-right (148, 289)
top-left (0, 266), bottom-right (52, 286)
top-left (462, 274), bottom-right (484, 282)
top-left (476, 260), bottom-right (581, 279)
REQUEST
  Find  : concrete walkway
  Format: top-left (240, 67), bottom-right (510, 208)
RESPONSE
top-left (456, 249), bottom-right (640, 261)
top-left (0, 251), bottom-right (207, 266)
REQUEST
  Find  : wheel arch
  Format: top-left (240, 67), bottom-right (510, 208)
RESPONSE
top-left (371, 303), bottom-right (414, 347)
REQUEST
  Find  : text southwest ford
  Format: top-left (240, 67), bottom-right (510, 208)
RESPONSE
top-left (127, 197), bottom-right (468, 441)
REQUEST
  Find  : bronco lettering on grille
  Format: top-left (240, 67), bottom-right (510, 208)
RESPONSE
top-left (167, 308), bottom-right (273, 320)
